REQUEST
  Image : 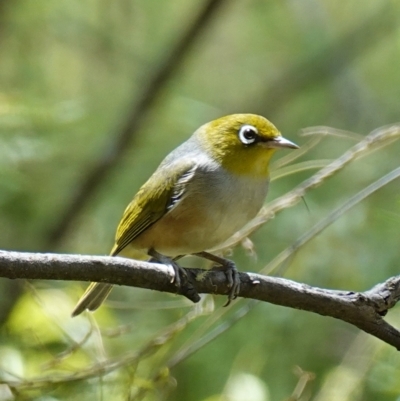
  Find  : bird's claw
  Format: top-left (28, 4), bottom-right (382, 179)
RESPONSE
top-left (148, 249), bottom-right (200, 303)
top-left (171, 262), bottom-right (200, 303)
top-left (194, 252), bottom-right (241, 306)
top-left (221, 260), bottom-right (241, 307)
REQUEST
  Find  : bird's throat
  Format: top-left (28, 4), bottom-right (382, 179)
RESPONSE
top-left (217, 147), bottom-right (275, 178)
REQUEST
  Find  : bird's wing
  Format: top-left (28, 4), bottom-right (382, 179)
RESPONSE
top-left (110, 160), bottom-right (197, 256)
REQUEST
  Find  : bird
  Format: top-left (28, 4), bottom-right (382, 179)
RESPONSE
top-left (71, 114), bottom-right (298, 317)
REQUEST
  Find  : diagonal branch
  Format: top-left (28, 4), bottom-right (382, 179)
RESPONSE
top-left (216, 123), bottom-right (400, 252)
top-left (44, 0), bottom-right (228, 248)
top-left (1, 250), bottom-right (400, 350)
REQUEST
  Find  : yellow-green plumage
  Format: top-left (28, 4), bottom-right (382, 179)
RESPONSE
top-left (111, 160), bottom-right (195, 256)
top-left (199, 114), bottom-right (281, 177)
top-left (71, 114), bottom-right (298, 316)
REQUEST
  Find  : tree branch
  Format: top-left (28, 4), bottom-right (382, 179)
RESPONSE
top-left (44, 0), bottom-right (228, 248)
top-left (1, 250), bottom-right (400, 350)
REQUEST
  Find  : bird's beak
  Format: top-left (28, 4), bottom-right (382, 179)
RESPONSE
top-left (265, 136), bottom-right (299, 149)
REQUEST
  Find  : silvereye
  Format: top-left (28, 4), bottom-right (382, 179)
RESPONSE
top-left (72, 114), bottom-right (298, 316)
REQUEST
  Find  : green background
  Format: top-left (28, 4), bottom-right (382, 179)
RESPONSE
top-left (0, 1), bottom-right (399, 400)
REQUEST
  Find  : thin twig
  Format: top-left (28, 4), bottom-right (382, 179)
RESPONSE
top-left (215, 123), bottom-right (400, 252)
top-left (263, 165), bottom-right (400, 276)
top-left (1, 306), bottom-right (206, 391)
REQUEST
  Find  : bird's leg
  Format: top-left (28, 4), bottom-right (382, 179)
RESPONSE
top-left (193, 251), bottom-right (240, 306)
top-left (148, 249), bottom-right (184, 287)
top-left (148, 249), bottom-right (200, 303)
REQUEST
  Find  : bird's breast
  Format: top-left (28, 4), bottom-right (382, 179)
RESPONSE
top-left (131, 165), bottom-right (269, 256)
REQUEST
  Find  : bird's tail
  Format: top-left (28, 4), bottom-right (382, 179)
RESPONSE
top-left (71, 282), bottom-right (113, 317)
top-left (71, 248), bottom-right (148, 317)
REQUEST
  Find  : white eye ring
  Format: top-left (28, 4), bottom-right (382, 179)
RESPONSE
top-left (238, 125), bottom-right (258, 145)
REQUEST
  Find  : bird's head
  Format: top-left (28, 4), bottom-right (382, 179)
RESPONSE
top-left (195, 114), bottom-right (299, 178)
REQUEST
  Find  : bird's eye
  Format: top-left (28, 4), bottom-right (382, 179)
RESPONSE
top-left (238, 125), bottom-right (258, 145)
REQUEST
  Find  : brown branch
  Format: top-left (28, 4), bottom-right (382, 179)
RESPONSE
top-left (44, 0), bottom-right (228, 248)
top-left (1, 250), bottom-right (400, 350)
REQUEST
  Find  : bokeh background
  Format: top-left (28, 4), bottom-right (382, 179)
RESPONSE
top-left (0, 1), bottom-right (399, 400)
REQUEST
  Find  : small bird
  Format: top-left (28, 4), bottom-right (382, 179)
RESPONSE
top-left (71, 114), bottom-right (298, 316)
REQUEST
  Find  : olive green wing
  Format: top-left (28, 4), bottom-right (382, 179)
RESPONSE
top-left (110, 161), bottom-right (197, 256)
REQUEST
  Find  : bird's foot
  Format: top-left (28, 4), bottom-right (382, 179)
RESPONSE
top-left (193, 252), bottom-right (241, 306)
top-left (148, 249), bottom-right (200, 303)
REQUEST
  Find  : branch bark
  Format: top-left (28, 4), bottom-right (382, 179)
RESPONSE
top-left (1, 250), bottom-right (400, 350)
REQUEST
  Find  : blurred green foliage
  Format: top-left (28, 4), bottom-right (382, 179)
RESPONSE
top-left (0, 0), bottom-right (399, 400)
